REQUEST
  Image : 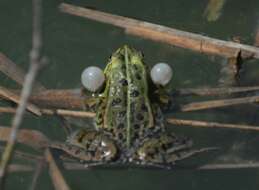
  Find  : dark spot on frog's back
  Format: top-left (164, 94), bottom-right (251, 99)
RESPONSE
top-left (130, 90), bottom-right (140, 97)
top-left (133, 64), bottom-right (138, 71)
top-left (111, 98), bottom-right (122, 106)
top-left (121, 64), bottom-right (126, 71)
top-left (135, 73), bottom-right (141, 80)
top-left (118, 133), bottom-right (124, 140)
top-left (134, 124), bottom-right (140, 129)
top-left (119, 78), bottom-right (128, 86)
top-left (117, 123), bottom-right (124, 129)
top-left (136, 113), bottom-right (144, 121)
top-left (118, 111), bottom-right (126, 118)
top-left (141, 103), bottom-right (148, 112)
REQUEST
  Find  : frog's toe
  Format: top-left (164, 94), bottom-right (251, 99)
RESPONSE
top-left (166, 146), bottom-right (219, 164)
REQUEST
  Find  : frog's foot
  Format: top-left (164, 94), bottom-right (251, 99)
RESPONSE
top-left (165, 146), bottom-right (218, 164)
top-left (50, 130), bottom-right (118, 163)
top-left (135, 133), bottom-right (217, 167)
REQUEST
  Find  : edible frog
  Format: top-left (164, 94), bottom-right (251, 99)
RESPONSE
top-left (51, 45), bottom-right (214, 168)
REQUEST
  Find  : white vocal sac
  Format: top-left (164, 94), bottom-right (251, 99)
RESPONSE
top-left (81, 66), bottom-right (105, 92)
top-left (150, 63), bottom-right (173, 86)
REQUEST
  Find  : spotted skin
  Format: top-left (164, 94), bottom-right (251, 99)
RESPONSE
top-left (50, 46), bottom-right (215, 167)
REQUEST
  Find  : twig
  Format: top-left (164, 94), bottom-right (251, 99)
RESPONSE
top-left (0, 52), bottom-right (45, 92)
top-left (198, 162), bottom-right (259, 170)
top-left (0, 107), bottom-right (96, 118)
top-left (167, 118), bottom-right (259, 131)
top-left (45, 148), bottom-right (71, 190)
top-left (254, 20), bottom-right (259, 47)
top-left (180, 95), bottom-right (259, 112)
top-left (176, 85), bottom-right (259, 96)
top-left (29, 160), bottom-right (45, 190)
top-left (7, 164), bottom-right (34, 173)
top-left (0, 86), bottom-right (41, 116)
top-left (59, 3), bottom-right (259, 59)
top-left (5, 160), bottom-right (259, 172)
top-left (3, 85), bottom-right (259, 110)
top-left (0, 146), bottom-right (43, 162)
top-left (0, 126), bottom-right (49, 149)
top-left (0, 0), bottom-right (45, 185)
top-left (29, 89), bottom-right (84, 109)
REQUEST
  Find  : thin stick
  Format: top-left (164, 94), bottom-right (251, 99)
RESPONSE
top-left (0, 86), bottom-right (41, 116)
top-left (180, 95), bottom-right (259, 112)
top-left (3, 106), bottom-right (259, 132)
top-left (167, 118), bottom-right (259, 131)
top-left (198, 162), bottom-right (259, 170)
top-left (254, 19), bottom-right (259, 47)
top-left (0, 0), bottom-right (45, 185)
top-left (59, 3), bottom-right (259, 59)
top-left (29, 160), bottom-right (45, 190)
top-left (2, 85), bottom-right (259, 110)
top-left (29, 89), bottom-right (84, 109)
top-left (0, 52), bottom-right (45, 92)
top-left (45, 148), bottom-right (71, 190)
top-left (176, 85), bottom-right (259, 96)
top-left (7, 164), bottom-right (34, 173)
top-left (5, 161), bottom-right (259, 172)
top-left (0, 126), bottom-right (49, 149)
top-left (0, 107), bottom-right (96, 118)
top-left (0, 146), bottom-right (43, 162)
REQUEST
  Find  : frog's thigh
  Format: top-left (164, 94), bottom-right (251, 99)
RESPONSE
top-left (137, 133), bottom-right (192, 164)
top-left (66, 130), bottom-right (117, 162)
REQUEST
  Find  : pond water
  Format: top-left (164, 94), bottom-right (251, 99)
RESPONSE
top-left (1, 0), bottom-right (259, 189)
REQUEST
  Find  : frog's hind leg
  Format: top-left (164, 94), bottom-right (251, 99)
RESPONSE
top-left (136, 133), bottom-right (217, 167)
top-left (50, 130), bottom-right (118, 163)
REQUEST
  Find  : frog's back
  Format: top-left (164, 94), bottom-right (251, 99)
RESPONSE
top-left (95, 46), bottom-right (161, 148)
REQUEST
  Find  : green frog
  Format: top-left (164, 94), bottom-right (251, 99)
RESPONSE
top-left (51, 45), bottom-right (214, 168)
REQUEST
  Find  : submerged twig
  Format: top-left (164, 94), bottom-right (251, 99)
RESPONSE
top-left (45, 149), bottom-right (71, 190)
top-left (0, 86), bottom-right (41, 116)
top-left (0, 146), bottom-right (43, 162)
top-left (29, 159), bottom-right (45, 190)
top-left (180, 95), bottom-right (259, 112)
top-left (176, 86), bottom-right (259, 96)
top-left (0, 0), bottom-right (45, 185)
top-left (0, 126), bottom-right (49, 149)
top-left (167, 118), bottom-right (259, 131)
top-left (0, 52), bottom-right (45, 92)
top-left (7, 164), bottom-right (34, 173)
top-left (0, 106), bottom-right (96, 118)
top-left (198, 162), bottom-right (259, 170)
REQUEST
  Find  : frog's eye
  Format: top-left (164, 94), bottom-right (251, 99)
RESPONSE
top-left (81, 66), bottom-right (105, 92)
top-left (150, 63), bottom-right (173, 86)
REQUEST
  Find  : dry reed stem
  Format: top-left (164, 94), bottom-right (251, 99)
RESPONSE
top-left (167, 118), bottom-right (259, 131)
top-left (0, 52), bottom-right (45, 92)
top-left (180, 95), bottom-right (259, 112)
top-left (0, 0), bottom-right (45, 185)
top-left (45, 149), bottom-right (71, 190)
top-left (60, 3), bottom-right (259, 59)
top-left (0, 86), bottom-right (41, 116)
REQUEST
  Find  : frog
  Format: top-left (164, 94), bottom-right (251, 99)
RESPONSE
top-left (50, 45), bottom-right (215, 168)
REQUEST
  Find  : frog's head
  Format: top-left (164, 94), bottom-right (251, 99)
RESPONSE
top-left (81, 45), bottom-right (173, 97)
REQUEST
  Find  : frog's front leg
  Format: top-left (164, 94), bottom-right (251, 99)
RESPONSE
top-left (50, 130), bottom-right (117, 163)
top-left (135, 133), bottom-right (215, 167)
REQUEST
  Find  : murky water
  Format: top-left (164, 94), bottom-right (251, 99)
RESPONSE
top-left (1, 0), bottom-right (259, 189)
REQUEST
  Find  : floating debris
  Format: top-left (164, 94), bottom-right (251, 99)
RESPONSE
top-left (203, 0), bottom-right (226, 22)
